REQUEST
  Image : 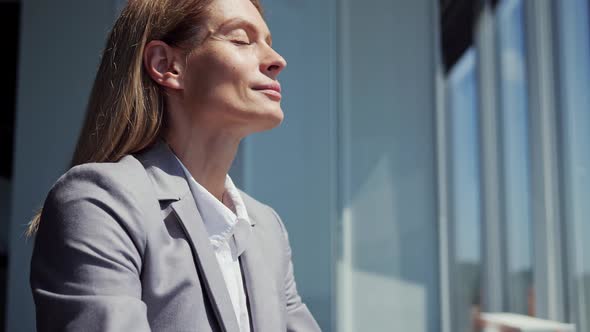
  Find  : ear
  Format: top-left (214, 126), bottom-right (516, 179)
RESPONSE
top-left (143, 40), bottom-right (184, 90)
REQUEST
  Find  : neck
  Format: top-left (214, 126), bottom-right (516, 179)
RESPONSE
top-left (164, 127), bottom-right (241, 202)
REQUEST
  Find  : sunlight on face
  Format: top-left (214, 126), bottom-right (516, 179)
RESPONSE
top-left (182, 0), bottom-right (287, 136)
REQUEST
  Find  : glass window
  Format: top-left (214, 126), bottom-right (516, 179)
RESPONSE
top-left (555, 0), bottom-right (590, 328)
top-left (448, 48), bottom-right (483, 332)
top-left (497, 0), bottom-right (534, 317)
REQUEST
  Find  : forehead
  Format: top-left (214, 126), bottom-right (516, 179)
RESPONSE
top-left (207, 0), bottom-right (269, 33)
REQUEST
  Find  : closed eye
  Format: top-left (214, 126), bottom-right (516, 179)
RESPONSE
top-left (232, 39), bottom-right (251, 46)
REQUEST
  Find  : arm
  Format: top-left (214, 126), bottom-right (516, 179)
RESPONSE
top-left (30, 165), bottom-right (151, 332)
top-left (270, 208), bottom-right (322, 332)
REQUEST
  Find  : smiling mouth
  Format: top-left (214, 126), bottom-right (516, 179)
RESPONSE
top-left (252, 82), bottom-right (282, 101)
top-left (254, 89), bottom-right (282, 101)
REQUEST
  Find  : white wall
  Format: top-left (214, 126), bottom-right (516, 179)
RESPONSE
top-left (336, 0), bottom-right (441, 331)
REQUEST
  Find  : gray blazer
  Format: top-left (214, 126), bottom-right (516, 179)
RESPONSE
top-left (30, 140), bottom-right (321, 332)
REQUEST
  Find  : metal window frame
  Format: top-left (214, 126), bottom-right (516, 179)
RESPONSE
top-left (442, 0), bottom-right (571, 326)
top-left (445, 47), bottom-right (482, 332)
top-left (552, 0), bottom-right (590, 328)
top-left (436, 37), bottom-right (453, 332)
top-left (523, 0), bottom-right (567, 321)
top-left (495, 0), bottom-right (534, 316)
top-left (440, 0), bottom-right (505, 328)
top-left (475, 0), bottom-right (507, 313)
top-left (334, 0), bottom-right (355, 328)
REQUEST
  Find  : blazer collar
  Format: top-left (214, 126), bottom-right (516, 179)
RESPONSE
top-left (134, 138), bottom-right (189, 202)
top-left (134, 138), bottom-right (274, 331)
top-left (135, 139), bottom-right (257, 226)
top-left (135, 139), bottom-right (243, 331)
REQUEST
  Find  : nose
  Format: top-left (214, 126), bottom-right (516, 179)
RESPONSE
top-left (261, 46), bottom-right (287, 79)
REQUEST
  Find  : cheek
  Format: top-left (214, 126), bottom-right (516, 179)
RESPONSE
top-left (188, 54), bottom-right (252, 101)
top-left (218, 53), bottom-right (255, 95)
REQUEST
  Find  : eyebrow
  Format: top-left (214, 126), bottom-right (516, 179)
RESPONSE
top-left (217, 17), bottom-right (273, 46)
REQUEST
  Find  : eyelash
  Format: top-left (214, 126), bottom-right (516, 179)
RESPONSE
top-left (232, 40), bottom-right (251, 46)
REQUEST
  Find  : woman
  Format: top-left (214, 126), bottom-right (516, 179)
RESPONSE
top-left (28, 0), bottom-right (320, 331)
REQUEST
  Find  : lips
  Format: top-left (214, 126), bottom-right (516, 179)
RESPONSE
top-left (252, 82), bottom-right (281, 93)
top-left (252, 82), bottom-right (282, 101)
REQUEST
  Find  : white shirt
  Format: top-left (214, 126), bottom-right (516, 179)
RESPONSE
top-left (174, 156), bottom-right (252, 332)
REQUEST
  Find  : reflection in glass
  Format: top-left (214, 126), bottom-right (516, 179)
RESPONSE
top-left (497, 0), bottom-right (534, 317)
top-left (448, 48), bottom-right (482, 332)
top-left (556, 0), bottom-right (590, 328)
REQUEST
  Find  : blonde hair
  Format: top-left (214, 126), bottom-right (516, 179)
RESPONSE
top-left (27, 0), bottom-right (263, 236)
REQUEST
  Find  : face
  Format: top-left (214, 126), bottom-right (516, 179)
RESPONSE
top-left (180, 0), bottom-right (287, 136)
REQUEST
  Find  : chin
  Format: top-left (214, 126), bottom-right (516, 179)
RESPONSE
top-left (251, 106), bottom-right (284, 132)
top-left (269, 106), bottom-right (284, 123)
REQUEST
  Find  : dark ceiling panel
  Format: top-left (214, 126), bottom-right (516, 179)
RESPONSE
top-left (440, 0), bottom-right (499, 72)
top-left (440, 0), bottom-right (478, 72)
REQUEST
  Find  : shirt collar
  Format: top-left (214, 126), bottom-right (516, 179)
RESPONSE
top-left (172, 154), bottom-right (252, 257)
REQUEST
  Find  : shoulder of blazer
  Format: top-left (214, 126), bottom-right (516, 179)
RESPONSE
top-left (41, 155), bottom-right (154, 254)
top-left (47, 155), bottom-right (151, 208)
top-left (50, 154), bottom-right (145, 186)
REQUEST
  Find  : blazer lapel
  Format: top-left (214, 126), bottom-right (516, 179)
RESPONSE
top-left (135, 140), bottom-right (239, 332)
top-left (239, 207), bottom-right (282, 331)
top-left (171, 196), bottom-right (239, 332)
